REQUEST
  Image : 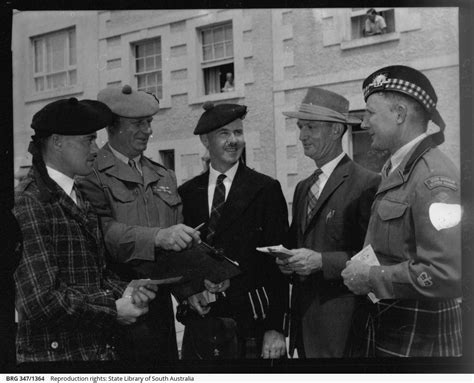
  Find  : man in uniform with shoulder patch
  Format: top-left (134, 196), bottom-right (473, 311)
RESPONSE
top-left (342, 65), bottom-right (462, 357)
top-left (78, 85), bottom-right (200, 365)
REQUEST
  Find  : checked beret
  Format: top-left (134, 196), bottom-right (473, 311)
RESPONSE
top-left (31, 97), bottom-right (113, 137)
top-left (362, 65), bottom-right (445, 130)
top-left (194, 101), bottom-right (247, 135)
top-left (97, 84), bottom-right (160, 118)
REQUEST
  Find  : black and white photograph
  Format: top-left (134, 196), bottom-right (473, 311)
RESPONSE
top-left (1, 1), bottom-right (473, 379)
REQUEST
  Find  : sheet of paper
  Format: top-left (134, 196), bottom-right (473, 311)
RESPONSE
top-left (351, 244), bottom-right (380, 303)
top-left (256, 245), bottom-right (294, 259)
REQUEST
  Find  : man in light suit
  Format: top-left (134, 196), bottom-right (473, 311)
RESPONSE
top-left (178, 101), bottom-right (289, 359)
top-left (278, 87), bottom-right (380, 358)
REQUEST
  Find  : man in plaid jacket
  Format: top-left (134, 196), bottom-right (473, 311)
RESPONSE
top-left (14, 98), bottom-right (156, 363)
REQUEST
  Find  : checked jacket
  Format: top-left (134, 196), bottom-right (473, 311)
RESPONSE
top-left (13, 167), bottom-right (126, 363)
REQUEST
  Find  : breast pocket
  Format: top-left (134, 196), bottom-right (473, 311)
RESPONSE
top-left (376, 198), bottom-right (409, 257)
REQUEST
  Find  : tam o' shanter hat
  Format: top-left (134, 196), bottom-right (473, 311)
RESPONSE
top-left (194, 101), bottom-right (247, 135)
top-left (362, 65), bottom-right (445, 143)
top-left (98, 84), bottom-right (160, 118)
top-left (31, 97), bottom-right (113, 137)
top-left (282, 87), bottom-right (361, 125)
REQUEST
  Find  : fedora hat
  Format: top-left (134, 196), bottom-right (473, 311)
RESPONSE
top-left (283, 87), bottom-right (361, 125)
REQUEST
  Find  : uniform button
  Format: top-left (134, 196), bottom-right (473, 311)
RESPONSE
top-left (51, 341), bottom-right (59, 349)
top-left (105, 289), bottom-right (111, 294)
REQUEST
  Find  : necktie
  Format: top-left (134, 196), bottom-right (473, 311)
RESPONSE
top-left (129, 159), bottom-right (142, 177)
top-left (72, 183), bottom-right (85, 210)
top-left (206, 174), bottom-right (226, 245)
top-left (382, 159), bottom-right (392, 178)
top-left (306, 168), bottom-right (323, 228)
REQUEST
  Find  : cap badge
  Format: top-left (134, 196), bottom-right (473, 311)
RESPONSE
top-left (371, 73), bottom-right (390, 89)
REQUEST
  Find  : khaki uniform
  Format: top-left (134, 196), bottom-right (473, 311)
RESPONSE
top-left (365, 135), bottom-right (462, 357)
top-left (78, 143), bottom-right (182, 361)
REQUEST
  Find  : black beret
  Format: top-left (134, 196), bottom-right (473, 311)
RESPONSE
top-left (193, 102), bottom-right (247, 135)
top-left (31, 98), bottom-right (114, 137)
top-left (362, 65), bottom-right (445, 130)
top-left (98, 85), bottom-right (159, 118)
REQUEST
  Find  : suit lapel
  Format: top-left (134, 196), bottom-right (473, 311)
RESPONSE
top-left (304, 155), bottom-right (351, 235)
top-left (194, 171), bottom-right (211, 225)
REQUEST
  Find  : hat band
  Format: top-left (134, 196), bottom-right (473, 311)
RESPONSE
top-left (298, 103), bottom-right (349, 123)
top-left (363, 78), bottom-right (436, 111)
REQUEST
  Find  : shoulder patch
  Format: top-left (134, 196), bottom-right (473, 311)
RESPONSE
top-left (424, 176), bottom-right (457, 191)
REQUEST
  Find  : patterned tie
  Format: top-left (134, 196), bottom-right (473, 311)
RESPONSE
top-left (128, 159), bottom-right (142, 177)
top-left (72, 183), bottom-right (85, 210)
top-left (305, 168), bottom-right (323, 228)
top-left (206, 174), bottom-right (227, 245)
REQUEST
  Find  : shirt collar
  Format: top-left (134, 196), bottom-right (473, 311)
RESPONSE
top-left (108, 143), bottom-right (141, 165)
top-left (209, 161), bottom-right (239, 184)
top-left (46, 165), bottom-right (75, 196)
top-left (390, 133), bottom-right (427, 173)
top-left (319, 152), bottom-right (345, 179)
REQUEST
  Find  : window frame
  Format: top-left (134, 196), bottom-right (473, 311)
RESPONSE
top-left (31, 27), bottom-right (77, 94)
top-left (199, 21), bottom-right (236, 97)
top-left (133, 37), bottom-right (163, 99)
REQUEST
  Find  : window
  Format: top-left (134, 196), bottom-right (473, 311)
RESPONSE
top-left (32, 28), bottom-right (77, 92)
top-left (159, 149), bottom-right (175, 171)
top-left (349, 110), bottom-right (389, 173)
top-left (350, 8), bottom-right (395, 40)
top-left (134, 38), bottom-right (162, 99)
top-left (200, 23), bottom-right (234, 95)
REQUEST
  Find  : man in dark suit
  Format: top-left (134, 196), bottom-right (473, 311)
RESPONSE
top-left (278, 87), bottom-right (380, 358)
top-left (178, 101), bottom-right (289, 359)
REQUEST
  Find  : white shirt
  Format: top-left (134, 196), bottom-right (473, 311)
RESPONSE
top-left (207, 161), bottom-right (239, 215)
top-left (314, 152), bottom-right (345, 198)
top-left (108, 143), bottom-right (142, 174)
top-left (388, 133), bottom-right (427, 175)
top-left (46, 165), bottom-right (76, 204)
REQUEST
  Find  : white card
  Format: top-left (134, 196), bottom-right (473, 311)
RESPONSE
top-left (351, 244), bottom-right (380, 303)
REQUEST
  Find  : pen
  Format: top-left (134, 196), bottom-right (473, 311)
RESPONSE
top-left (199, 241), bottom-right (240, 267)
top-left (194, 222), bottom-right (205, 231)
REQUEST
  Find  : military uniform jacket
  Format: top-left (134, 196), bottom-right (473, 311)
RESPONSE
top-left (178, 163), bottom-right (289, 334)
top-left (78, 144), bottom-right (183, 266)
top-left (288, 155), bottom-right (380, 357)
top-left (78, 143), bottom-right (181, 360)
top-left (366, 135), bottom-right (462, 357)
top-left (13, 167), bottom-right (126, 363)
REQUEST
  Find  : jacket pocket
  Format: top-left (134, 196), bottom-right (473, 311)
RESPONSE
top-left (108, 186), bottom-right (136, 203)
top-left (377, 198), bottom-right (408, 221)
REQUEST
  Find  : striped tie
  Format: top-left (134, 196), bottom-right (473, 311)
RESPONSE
top-left (72, 183), bottom-right (85, 210)
top-left (206, 174), bottom-right (226, 245)
top-left (306, 168), bottom-right (323, 227)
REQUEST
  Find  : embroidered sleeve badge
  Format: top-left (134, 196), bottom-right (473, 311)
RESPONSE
top-left (417, 272), bottom-right (433, 287)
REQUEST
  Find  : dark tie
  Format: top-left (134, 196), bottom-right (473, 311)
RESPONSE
top-left (305, 168), bottom-right (323, 228)
top-left (206, 174), bottom-right (226, 245)
top-left (128, 159), bottom-right (142, 177)
top-left (72, 183), bottom-right (85, 210)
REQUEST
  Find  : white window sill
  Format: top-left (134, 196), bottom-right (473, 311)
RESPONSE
top-left (25, 84), bottom-right (84, 104)
top-left (189, 89), bottom-right (244, 105)
top-left (340, 31), bottom-right (400, 50)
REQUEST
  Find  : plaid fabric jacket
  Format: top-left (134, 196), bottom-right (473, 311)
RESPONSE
top-left (13, 167), bottom-right (126, 363)
top-left (365, 135), bottom-right (462, 357)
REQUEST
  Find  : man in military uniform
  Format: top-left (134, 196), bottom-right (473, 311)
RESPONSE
top-left (78, 85), bottom-right (200, 365)
top-left (342, 65), bottom-right (462, 357)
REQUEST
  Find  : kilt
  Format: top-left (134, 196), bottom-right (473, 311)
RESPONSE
top-left (369, 299), bottom-right (462, 357)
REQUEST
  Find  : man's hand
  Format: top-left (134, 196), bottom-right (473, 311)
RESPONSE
top-left (155, 224), bottom-right (201, 251)
top-left (278, 248), bottom-right (322, 276)
top-left (204, 279), bottom-right (230, 293)
top-left (341, 260), bottom-right (371, 295)
top-left (187, 291), bottom-right (211, 316)
top-left (261, 330), bottom-right (286, 359)
top-left (116, 290), bottom-right (149, 325)
top-left (275, 257), bottom-right (293, 275)
top-left (124, 283), bottom-right (158, 308)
